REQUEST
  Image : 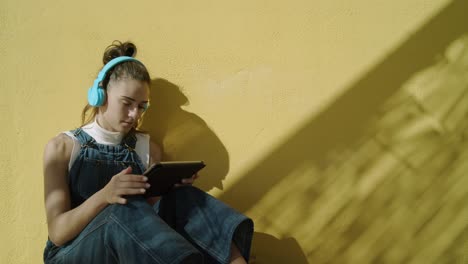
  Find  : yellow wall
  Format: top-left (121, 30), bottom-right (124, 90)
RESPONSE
top-left (2, 0), bottom-right (467, 263)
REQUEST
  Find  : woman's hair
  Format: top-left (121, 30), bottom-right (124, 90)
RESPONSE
top-left (81, 41), bottom-right (151, 128)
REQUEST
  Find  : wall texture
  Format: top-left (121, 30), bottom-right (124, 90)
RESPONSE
top-left (1, 0), bottom-right (467, 263)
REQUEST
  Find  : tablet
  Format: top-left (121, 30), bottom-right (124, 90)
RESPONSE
top-left (143, 161), bottom-right (206, 197)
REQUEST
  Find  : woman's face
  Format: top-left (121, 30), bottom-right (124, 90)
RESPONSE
top-left (97, 78), bottom-right (150, 133)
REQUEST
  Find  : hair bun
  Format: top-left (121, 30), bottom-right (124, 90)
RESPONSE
top-left (103, 40), bottom-right (137, 64)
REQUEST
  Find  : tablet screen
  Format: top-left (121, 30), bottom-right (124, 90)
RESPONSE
top-left (143, 161), bottom-right (205, 197)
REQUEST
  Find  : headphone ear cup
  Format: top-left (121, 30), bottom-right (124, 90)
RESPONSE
top-left (87, 56), bottom-right (140, 107)
top-left (88, 83), bottom-right (106, 107)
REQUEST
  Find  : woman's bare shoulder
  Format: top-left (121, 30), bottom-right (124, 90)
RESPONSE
top-left (44, 133), bottom-right (74, 163)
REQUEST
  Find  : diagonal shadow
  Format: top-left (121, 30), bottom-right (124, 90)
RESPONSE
top-left (217, 0), bottom-right (468, 213)
top-left (216, 2), bottom-right (468, 262)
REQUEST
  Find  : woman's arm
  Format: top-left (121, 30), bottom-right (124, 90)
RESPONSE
top-left (44, 134), bottom-right (149, 246)
top-left (43, 134), bottom-right (107, 246)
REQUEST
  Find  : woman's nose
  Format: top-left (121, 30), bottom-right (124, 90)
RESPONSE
top-left (128, 107), bottom-right (139, 119)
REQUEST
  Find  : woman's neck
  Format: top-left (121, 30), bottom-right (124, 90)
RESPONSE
top-left (96, 115), bottom-right (118, 132)
top-left (84, 118), bottom-right (125, 145)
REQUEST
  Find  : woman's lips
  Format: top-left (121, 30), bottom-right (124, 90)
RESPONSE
top-left (122, 121), bottom-right (134, 126)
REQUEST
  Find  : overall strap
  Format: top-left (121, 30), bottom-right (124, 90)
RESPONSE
top-left (121, 129), bottom-right (138, 152)
top-left (121, 129), bottom-right (146, 173)
top-left (70, 128), bottom-right (96, 148)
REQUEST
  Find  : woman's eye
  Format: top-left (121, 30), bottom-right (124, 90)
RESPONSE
top-left (139, 103), bottom-right (148, 111)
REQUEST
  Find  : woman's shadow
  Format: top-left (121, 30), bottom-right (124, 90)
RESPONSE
top-left (141, 78), bottom-right (307, 263)
top-left (141, 78), bottom-right (228, 191)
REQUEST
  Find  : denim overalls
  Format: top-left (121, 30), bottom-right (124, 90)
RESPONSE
top-left (43, 128), bottom-right (253, 264)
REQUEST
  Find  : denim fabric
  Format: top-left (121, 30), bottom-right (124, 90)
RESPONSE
top-left (43, 128), bottom-right (254, 264)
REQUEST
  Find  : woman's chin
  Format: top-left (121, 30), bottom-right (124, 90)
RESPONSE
top-left (120, 122), bottom-right (134, 132)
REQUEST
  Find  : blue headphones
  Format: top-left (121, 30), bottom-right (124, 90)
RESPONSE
top-left (87, 56), bottom-right (143, 107)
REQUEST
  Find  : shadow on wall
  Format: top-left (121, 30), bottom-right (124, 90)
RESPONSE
top-left (211, 0), bottom-right (467, 263)
top-left (250, 233), bottom-right (308, 264)
top-left (140, 78), bottom-right (309, 263)
top-left (141, 78), bottom-right (228, 191)
top-left (218, 0), bottom-right (468, 213)
top-left (140, 1), bottom-right (468, 262)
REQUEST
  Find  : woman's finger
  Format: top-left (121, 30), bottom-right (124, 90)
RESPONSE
top-left (118, 188), bottom-right (147, 195)
top-left (181, 178), bottom-right (194, 184)
top-left (116, 181), bottom-right (150, 189)
top-left (116, 197), bottom-right (127, 204)
top-left (118, 174), bottom-right (148, 182)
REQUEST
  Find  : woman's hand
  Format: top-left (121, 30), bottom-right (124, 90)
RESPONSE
top-left (101, 167), bottom-right (150, 204)
top-left (175, 173), bottom-right (199, 187)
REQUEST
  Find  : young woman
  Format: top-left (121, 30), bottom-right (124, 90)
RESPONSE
top-left (43, 41), bottom-right (253, 264)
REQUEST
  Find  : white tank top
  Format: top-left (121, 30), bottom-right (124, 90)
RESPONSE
top-left (63, 120), bottom-right (150, 171)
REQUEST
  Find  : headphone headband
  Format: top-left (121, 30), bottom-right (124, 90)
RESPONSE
top-left (96, 56), bottom-right (141, 82)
